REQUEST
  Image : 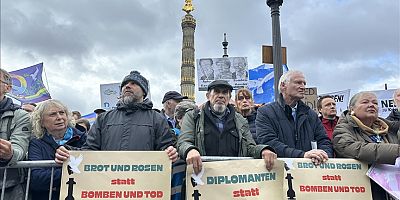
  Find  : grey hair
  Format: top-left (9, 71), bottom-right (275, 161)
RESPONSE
top-left (31, 99), bottom-right (75, 138)
top-left (0, 69), bottom-right (12, 84)
top-left (348, 91), bottom-right (377, 111)
top-left (394, 88), bottom-right (400, 106)
top-left (278, 70), bottom-right (304, 93)
top-left (174, 101), bottom-right (197, 121)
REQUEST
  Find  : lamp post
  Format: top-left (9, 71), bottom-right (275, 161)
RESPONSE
top-left (267, 0), bottom-right (283, 101)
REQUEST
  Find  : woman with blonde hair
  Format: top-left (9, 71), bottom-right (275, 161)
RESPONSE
top-left (235, 88), bottom-right (258, 143)
top-left (333, 91), bottom-right (400, 200)
top-left (28, 99), bottom-right (86, 200)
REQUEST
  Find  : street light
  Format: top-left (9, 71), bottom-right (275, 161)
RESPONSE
top-left (267, 0), bottom-right (283, 102)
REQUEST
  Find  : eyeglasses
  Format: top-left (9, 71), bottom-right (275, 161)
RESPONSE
top-left (0, 79), bottom-right (10, 85)
top-left (237, 96), bottom-right (251, 101)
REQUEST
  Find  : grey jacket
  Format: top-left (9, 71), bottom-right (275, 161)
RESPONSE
top-left (0, 106), bottom-right (31, 188)
top-left (177, 103), bottom-right (272, 159)
top-left (82, 99), bottom-right (176, 151)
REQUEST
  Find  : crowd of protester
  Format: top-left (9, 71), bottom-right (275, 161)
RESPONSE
top-left (1, 68), bottom-right (399, 200)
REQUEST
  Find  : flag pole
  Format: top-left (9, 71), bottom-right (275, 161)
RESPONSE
top-left (42, 62), bottom-right (51, 93)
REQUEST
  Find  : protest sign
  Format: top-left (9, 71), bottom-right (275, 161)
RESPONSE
top-left (197, 57), bottom-right (248, 91)
top-left (283, 158), bottom-right (372, 200)
top-left (186, 159), bottom-right (285, 199)
top-left (367, 163), bottom-right (400, 200)
top-left (320, 89), bottom-right (351, 114)
top-left (368, 89), bottom-right (397, 118)
top-left (100, 83), bottom-right (120, 110)
top-left (59, 151), bottom-right (171, 199)
top-left (302, 87), bottom-right (318, 112)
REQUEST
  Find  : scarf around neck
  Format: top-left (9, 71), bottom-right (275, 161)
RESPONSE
top-left (351, 114), bottom-right (388, 143)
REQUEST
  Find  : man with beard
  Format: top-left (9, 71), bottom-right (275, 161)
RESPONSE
top-left (0, 69), bottom-right (31, 200)
top-left (178, 80), bottom-right (277, 175)
top-left (56, 71), bottom-right (178, 163)
top-left (256, 71), bottom-right (333, 165)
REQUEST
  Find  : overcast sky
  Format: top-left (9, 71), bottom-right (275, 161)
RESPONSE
top-left (1, 0), bottom-right (399, 114)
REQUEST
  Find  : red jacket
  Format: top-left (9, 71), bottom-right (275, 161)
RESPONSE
top-left (320, 116), bottom-right (339, 140)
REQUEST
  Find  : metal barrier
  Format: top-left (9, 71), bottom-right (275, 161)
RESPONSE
top-left (0, 157), bottom-right (252, 200)
top-left (0, 160), bottom-right (61, 200)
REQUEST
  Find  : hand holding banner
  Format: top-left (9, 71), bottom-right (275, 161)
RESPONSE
top-left (59, 151), bottom-right (172, 200)
top-left (186, 159), bottom-right (285, 199)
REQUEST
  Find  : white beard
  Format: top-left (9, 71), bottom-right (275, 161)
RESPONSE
top-left (212, 103), bottom-right (226, 115)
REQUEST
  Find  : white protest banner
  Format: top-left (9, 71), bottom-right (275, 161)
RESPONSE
top-left (320, 89), bottom-right (351, 114)
top-left (100, 83), bottom-right (120, 110)
top-left (197, 57), bottom-right (248, 91)
top-left (186, 159), bottom-right (284, 199)
top-left (60, 151), bottom-right (171, 200)
top-left (367, 162), bottom-right (400, 199)
top-left (367, 89), bottom-right (397, 118)
top-left (283, 158), bottom-right (372, 200)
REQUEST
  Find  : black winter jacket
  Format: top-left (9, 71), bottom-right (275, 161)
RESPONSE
top-left (386, 109), bottom-right (400, 121)
top-left (82, 99), bottom-right (176, 151)
top-left (244, 111), bottom-right (257, 144)
top-left (256, 95), bottom-right (333, 158)
top-left (28, 128), bottom-right (86, 200)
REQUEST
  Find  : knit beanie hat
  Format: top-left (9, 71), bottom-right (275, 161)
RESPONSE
top-left (121, 71), bottom-right (149, 97)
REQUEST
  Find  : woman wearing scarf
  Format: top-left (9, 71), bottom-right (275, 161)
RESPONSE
top-left (333, 91), bottom-right (400, 200)
top-left (28, 99), bottom-right (86, 200)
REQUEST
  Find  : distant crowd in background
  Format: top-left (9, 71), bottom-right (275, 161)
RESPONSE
top-left (1, 68), bottom-right (399, 200)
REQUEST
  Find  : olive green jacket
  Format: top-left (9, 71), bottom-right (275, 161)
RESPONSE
top-left (177, 104), bottom-right (273, 160)
top-left (333, 111), bottom-right (400, 165)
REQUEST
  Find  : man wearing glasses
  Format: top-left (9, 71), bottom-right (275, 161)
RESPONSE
top-left (0, 69), bottom-right (31, 200)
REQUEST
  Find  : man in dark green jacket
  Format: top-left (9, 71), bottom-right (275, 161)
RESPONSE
top-left (178, 80), bottom-right (276, 174)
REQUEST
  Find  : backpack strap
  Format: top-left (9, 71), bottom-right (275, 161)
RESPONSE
top-left (0, 111), bottom-right (14, 140)
top-left (6, 115), bottom-right (13, 140)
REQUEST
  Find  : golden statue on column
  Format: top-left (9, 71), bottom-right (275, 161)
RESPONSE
top-left (182, 0), bottom-right (194, 13)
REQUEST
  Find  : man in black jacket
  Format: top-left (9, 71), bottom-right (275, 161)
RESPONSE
top-left (256, 70), bottom-right (333, 165)
top-left (56, 70), bottom-right (178, 163)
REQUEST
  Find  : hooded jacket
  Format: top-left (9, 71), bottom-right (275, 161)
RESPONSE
top-left (333, 111), bottom-right (400, 200)
top-left (333, 111), bottom-right (400, 165)
top-left (82, 99), bottom-right (176, 151)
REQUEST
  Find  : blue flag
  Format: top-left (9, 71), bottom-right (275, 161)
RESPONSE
top-left (8, 63), bottom-right (51, 104)
top-left (248, 64), bottom-right (288, 104)
top-left (82, 112), bottom-right (97, 125)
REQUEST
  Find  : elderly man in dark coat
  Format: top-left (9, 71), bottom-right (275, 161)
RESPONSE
top-left (256, 70), bottom-right (333, 165)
